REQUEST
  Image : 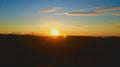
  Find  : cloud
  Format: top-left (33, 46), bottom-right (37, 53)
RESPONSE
top-left (95, 7), bottom-right (120, 12)
top-left (40, 7), bottom-right (61, 12)
top-left (64, 11), bottom-right (102, 16)
top-left (116, 13), bottom-right (120, 16)
top-left (40, 7), bottom-right (120, 16)
top-left (64, 7), bottom-right (120, 16)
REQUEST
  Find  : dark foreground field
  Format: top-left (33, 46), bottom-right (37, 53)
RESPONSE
top-left (0, 34), bottom-right (120, 67)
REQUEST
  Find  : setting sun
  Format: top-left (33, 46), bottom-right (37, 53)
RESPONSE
top-left (51, 29), bottom-right (59, 36)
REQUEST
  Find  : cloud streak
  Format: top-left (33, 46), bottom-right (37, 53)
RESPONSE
top-left (64, 7), bottom-right (120, 16)
top-left (116, 13), bottom-right (120, 16)
top-left (40, 7), bottom-right (120, 16)
top-left (95, 7), bottom-right (120, 12)
top-left (64, 11), bottom-right (102, 16)
top-left (40, 7), bottom-right (61, 12)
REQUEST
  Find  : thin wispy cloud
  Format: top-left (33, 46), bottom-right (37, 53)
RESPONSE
top-left (40, 7), bottom-right (61, 12)
top-left (116, 13), bottom-right (120, 16)
top-left (95, 7), bottom-right (120, 12)
top-left (64, 7), bottom-right (120, 16)
top-left (64, 11), bottom-right (101, 16)
top-left (40, 7), bottom-right (120, 16)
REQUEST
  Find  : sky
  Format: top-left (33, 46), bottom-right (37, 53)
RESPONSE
top-left (0, 0), bottom-right (120, 36)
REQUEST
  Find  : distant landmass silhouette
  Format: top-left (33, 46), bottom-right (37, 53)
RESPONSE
top-left (0, 34), bottom-right (120, 67)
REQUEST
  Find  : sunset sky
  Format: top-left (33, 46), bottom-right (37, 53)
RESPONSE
top-left (0, 0), bottom-right (120, 36)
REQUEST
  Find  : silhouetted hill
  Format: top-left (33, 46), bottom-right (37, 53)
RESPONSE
top-left (0, 34), bottom-right (120, 67)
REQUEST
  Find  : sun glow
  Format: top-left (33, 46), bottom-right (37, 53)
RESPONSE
top-left (50, 28), bottom-right (67, 38)
top-left (51, 29), bottom-right (59, 36)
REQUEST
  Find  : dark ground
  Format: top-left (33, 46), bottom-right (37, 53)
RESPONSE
top-left (0, 34), bottom-right (120, 67)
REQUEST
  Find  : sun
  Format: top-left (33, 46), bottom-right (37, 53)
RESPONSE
top-left (51, 29), bottom-right (59, 36)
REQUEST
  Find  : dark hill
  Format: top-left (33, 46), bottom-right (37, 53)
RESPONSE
top-left (0, 34), bottom-right (120, 67)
